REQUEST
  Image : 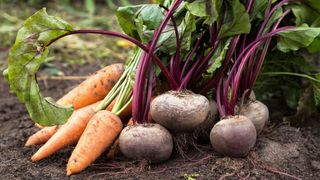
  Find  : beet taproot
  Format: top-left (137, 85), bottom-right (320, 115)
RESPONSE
top-left (240, 100), bottom-right (269, 134)
top-left (210, 115), bottom-right (257, 157)
top-left (119, 123), bottom-right (173, 163)
top-left (150, 90), bottom-right (210, 132)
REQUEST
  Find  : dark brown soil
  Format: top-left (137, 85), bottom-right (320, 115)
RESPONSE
top-left (1, 64), bottom-right (319, 180)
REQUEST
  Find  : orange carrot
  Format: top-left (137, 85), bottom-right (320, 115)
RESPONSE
top-left (106, 117), bottom-right (134, 158)
top-left (67, 110), bottom-right (122, 175)
top-left (31, 102), bottom-right (98, 162)
top-left (57, 63), bottom-right (124, 109)
top-left (26, 96), bottom-right (131, 147)
top-left (25, 126), bottom-right (60, 146)
top-left (32, 64), bottom-right (124, 129)
top-left (26, 101), bottom-right (101, 147)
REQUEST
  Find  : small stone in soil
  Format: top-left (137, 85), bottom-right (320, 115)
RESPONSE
top-left (311, 161), bottom-right (320, 170)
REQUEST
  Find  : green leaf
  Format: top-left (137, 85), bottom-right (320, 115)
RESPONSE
top-left (117, 3), bottom-right (196, 54)
top-left (277, 26), bottom-right (320, 52)
top-left (305, 0), bottom-right (320, 13)
top-left (288, 3), bottom-right (320, 53)
top-left (307, 36), bottom-right (320, 53)
top-left (205, 38), bottom-right (231, 76)
top-left (116, 4), bottom-right (164, 42)
top-left (185, 0), bottom-right (218, 24)
top-left (7, 8), bottom-right (74, 126)
top-left (186, 0), bottom-right (208, 17)
top-left (250, 0), bottom-right (268, 20)
top-left (250, 0), bottom-right (277, 20)
top-left (218, 0), bottom-right (251, 38)
top-left (156, 11), bottom-right (196, 54)
top-left (290, 4), bottom-right (320, 26)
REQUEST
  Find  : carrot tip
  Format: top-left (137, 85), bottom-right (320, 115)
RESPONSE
top-left (66, 168), bottom-right (73, 176)
top-left (25, 141), bottom-right (31, 147)
top-left (31, 155), bottom-right (39, 162)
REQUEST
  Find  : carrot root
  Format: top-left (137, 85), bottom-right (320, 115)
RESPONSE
top-left (67, 110), bottom-right (122, 176)
top-left (31, 103), bottom-right (97, 162)
top-left (57, 63), bottom-right (124, 109)
top-left (25, 126), bottom-right (59, 146)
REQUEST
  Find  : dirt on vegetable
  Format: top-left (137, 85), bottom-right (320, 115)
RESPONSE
top-left (0, 64), bottom-right (319, 180)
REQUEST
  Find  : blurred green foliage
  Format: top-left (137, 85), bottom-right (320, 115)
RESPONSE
top-left (0, 0), bottom-right (149, 72)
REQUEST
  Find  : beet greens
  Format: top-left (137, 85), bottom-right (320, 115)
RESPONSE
top-left (4, 0), bottom-right (320, 126)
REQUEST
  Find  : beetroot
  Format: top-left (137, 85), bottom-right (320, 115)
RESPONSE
top-left (210, 115), bottom-right (257, 157)
top-left (119, 123), bottom-right (173, 163)
top-left (150, 90), bottom-right (210, 132)
top-left (240, 100), bottom-right (269, 134)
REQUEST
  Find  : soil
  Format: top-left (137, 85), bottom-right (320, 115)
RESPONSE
top-left (1, 64), bottom-right (319, 180)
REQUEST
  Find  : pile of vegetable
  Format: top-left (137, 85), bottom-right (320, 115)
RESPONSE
top-left (3, 0), bottom-right (320, 176)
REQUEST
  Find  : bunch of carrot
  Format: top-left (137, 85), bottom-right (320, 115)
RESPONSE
top-left (26, 63), bottom-right (132, 175)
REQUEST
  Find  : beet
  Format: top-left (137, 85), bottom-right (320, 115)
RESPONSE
top-left (240, 100), bottom-right (269, 134)
top-left (210, 115), bottom-right (257, 157)
top-left (119, 123), bottom-right (173, 163)
top-left (150, 90), bottom-right (210, 132)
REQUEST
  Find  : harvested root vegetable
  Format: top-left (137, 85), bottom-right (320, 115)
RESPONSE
top-left (210, 115), bottom-right (256, 157)
top-left (194, 100), bottom-right (218, 140)
top-left (26, 95), bottom-right (131, 147)
top-left (67, 110), bottom-right (122, 175)
top-left (150, 90), bottom-right (210, 132)
top-left (240, 100), bottom-right (269, 134)
top-left (119, 123), bottom-right (173, 163)
top-left (31, 103), bottom-right (97, 162)
top-left (25, 126), bottom-right (60, 146)
top-left (57, 63), bottom-right (124, 109)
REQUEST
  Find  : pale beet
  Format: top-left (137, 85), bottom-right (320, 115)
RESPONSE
top-left (194, 100), bottom-right (218, 139)
top-left (240, 100), bottom-right (269, 134)
top-left (150, 90), bottom-right (210, 132)
top-left (210, 115), bottom-right (257, 157)
top-left (119, 123), bottom-right (173, 163)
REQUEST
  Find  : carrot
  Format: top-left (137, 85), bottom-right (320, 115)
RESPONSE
top-left (26, 102), bottom-right (101, 147)
top-left (32, 64), bottom-right (123, 129)
top-left (67, 110), bottom-right (122, 175)
top-left (28, 98), bottom-right (130, 146)
top-left (106, 116), bottom-right (135, 158)
top-left (26, 96), bottom-right (131, 147)
top-left (31, 102), bottom-right (97, 162)
top-left (25, 126), bottom-right (60, 146)
top-left (57, 63), bottom-right (124, 109)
